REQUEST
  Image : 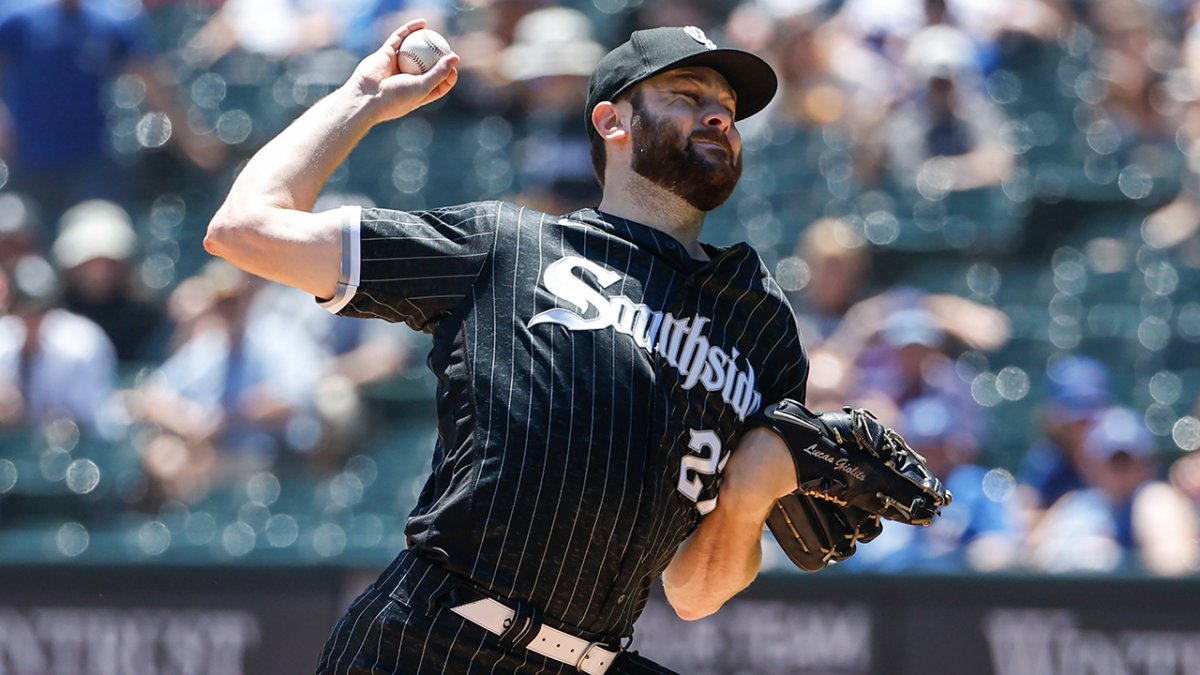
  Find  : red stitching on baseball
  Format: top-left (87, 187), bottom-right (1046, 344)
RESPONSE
top-left (402, 50), bottom-right (428, 72)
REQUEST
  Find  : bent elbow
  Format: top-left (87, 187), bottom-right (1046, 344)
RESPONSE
top-left (203, 229), bottom-right (224, 259)
top-left (671, 600), bottom-right (719, 622)
top-left (205, 202), bottom-right (267, 263)
top-left (664, 586), bottom-right (723, 621)
top-left (204, 209), bottom-right (235, 259)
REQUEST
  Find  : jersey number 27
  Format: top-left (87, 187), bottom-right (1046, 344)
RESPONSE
top-left (677, 429), bottom-right (730, 515)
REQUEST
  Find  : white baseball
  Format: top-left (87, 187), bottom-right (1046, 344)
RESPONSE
top-left (396, 28), bottom-right (452, 75)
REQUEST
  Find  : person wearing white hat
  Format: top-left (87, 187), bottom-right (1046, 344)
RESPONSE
top-left (51, 200), bottom-right (167, 362)
top-left (500, 8), bottom-right (607, 214)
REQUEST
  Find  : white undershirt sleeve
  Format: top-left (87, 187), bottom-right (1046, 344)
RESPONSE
top-left (318, 205), bottom-right (362, 314)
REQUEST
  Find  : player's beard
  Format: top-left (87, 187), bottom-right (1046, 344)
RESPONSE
top-left (629, 100), bottom-right (742, 212)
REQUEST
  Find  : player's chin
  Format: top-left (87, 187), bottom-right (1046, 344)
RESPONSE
top-left (692, 141), bottom-right (735, 164)
top-left (681, 174), bottom-right (739, 211)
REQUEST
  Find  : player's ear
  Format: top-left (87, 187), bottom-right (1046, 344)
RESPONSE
top-left (591, 101), bottom-right (628, 143)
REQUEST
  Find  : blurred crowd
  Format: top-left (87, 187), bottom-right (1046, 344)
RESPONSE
top-left (2, 0), bottom-right (1200, 575)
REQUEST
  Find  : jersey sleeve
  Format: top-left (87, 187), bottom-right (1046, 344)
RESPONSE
top-left (319, 201), bottom-right (499, 331)
top-left (773, 330), bottom-right (809, 403)
top-left (760, 275), bottom-right (810, 405)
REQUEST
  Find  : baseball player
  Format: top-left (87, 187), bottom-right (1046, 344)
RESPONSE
top-left (205, 19), bottom-right (948, 674)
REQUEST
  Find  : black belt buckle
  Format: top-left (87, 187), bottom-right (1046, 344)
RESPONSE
top-left (498, 600), bottom-right (543, 651)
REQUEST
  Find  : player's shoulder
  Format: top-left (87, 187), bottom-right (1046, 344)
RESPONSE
top-left (458, 201), bottom-right (573, 243)
top-left (403, 200), bottom-right (557, 225)
top-left (735, 242), bottom-right (789, 295)
top-left (414, 200), bottom-right (506, 219)
top-left (360, 200), bottom-right (505, 232)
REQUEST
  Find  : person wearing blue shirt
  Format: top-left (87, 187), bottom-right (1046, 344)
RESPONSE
top-left (1015, 356), bottom-right (1114, 531)
top-left (0, 0), bottom-right (223, 223)
top-left (1024, 406), bottom-right (1167, 573)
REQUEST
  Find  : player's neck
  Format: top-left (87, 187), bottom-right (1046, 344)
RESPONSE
top-left (598, 175), bottom-right (709, 260)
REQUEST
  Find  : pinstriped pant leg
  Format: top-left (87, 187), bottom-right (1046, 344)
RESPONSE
top-left (316, 586), bottom-right (397, 674)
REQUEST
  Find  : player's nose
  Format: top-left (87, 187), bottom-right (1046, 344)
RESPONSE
top-left (702, 106), bottom-right (732, 134)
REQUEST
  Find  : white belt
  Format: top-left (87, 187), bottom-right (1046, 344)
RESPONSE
top-left (450, 598), bottom-right (619, 674)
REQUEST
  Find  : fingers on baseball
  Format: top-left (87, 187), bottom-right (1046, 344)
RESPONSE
top-left (385, 18), bottom-right (428, 52)
top-left (418, 58), bottom-right (459, 105)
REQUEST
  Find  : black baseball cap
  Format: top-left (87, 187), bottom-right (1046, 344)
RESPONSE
top-left (585, 26), bottom-right (778, 136)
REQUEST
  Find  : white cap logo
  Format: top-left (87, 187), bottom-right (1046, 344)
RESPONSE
top-left (684, 26), bottom-right (717, 50)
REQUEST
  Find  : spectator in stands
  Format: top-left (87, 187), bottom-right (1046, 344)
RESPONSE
top-left (307, 315), bottom-right (414, 473)
top-left (844, 395), bottom-right (1019, 572)
top-left (850, 304), bottom-right (980, 435)
top-left (249, 275), bottom-right (415, 475)
top-left (127, 260), bottom-right (323, 506)
top-left (1087, 0), bottom-right (1180, 143)
top-left (1169, 447), bottom-right (1200, 517)
top-left (1015, 356), bottom-right (1113, 526)
top-left (338, 0), bottom-right (449, 57)
top-left (729, 7), bottom-right (895, 240)
top-left (184, 0), bottom-right (342, 66)
top-left (756, 5), bottom-right (896, 135)
top-left (434, 0), bottom-right (549, 116)
top-left (50, 200), bottom-right (167, 363)
top-left (806, 284), bottom-right (1008, 406)
top-left (1134, 449), bottom-right (1200, 576)
top-left (0, 192), bottom-right (41, 267)
top-left (0, 254), bottom-right (121, 438)
top-left (499, 7), bottom-right (604, 214)
top-left (1141, 10), bottom-right (1200, 248)
top-left (783, 217), bottom-right (869, 410)
top-left (0, 0), bottom-right (225, 224)
top-left (836, 0), bottom-right (997, 47)
top-left (788, 217), bottom-right (871, 349)
top-left (1025, 405), bottom-right (1199, 575)
top-left (1161, 448), bottom-right (1200, 572)
top-left (632, 0), bottom-right (719, 34)
top-left (787, 220), bottom-right (1009, 409)
top-left (860, 23), bottom-right (1014, 194)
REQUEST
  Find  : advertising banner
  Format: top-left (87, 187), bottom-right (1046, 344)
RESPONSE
top-left (633, 573), bottom-right (1200, 675)
top-left (0, 565), bottom-right (340, 675)
top-left (2, 566), bottom-right (1198, 675)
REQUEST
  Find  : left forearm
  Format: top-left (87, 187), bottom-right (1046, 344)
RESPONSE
top-left (662, 490), bottom-right (770, 620)
top-left (662, 428), bottom-right (797, 620)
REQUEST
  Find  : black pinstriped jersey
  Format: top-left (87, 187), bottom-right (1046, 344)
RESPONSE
top-left (321, 201), bottom-right (808, 641)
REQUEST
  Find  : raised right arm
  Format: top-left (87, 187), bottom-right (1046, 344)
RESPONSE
top-left (204, 19), bottom-right (458, 299)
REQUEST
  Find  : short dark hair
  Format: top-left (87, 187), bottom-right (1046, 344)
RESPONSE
top-left (588, 89), bottom-right (642, 189)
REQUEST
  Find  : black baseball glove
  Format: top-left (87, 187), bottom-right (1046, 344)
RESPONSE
top-left (755, 399), bottom-right (952, 526)
top-left (765, 494), bottom-right (883, 571)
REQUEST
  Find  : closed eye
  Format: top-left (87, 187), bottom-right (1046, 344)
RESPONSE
top-left (675, 90), bottom-right (734, 117)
